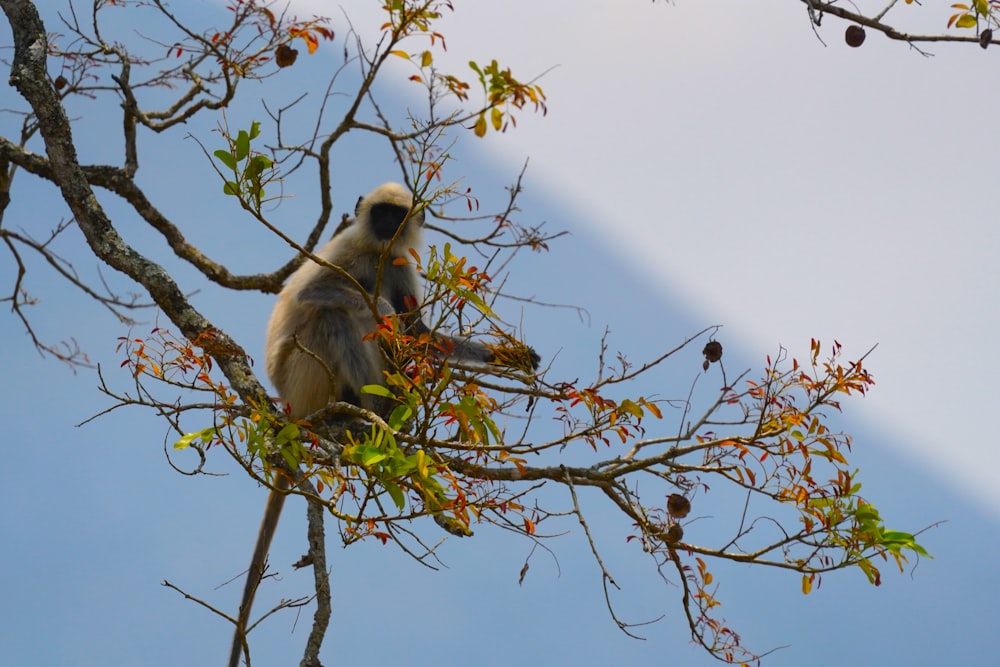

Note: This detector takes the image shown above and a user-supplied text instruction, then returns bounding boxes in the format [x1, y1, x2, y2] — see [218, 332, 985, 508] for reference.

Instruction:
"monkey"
[228, 182, 538, 667]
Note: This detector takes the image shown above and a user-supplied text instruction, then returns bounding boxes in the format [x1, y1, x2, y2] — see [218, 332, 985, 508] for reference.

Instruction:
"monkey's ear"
[355, 195, 364, 217]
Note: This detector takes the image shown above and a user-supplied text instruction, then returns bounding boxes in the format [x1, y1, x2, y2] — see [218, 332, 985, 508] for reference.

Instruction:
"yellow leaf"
[639, 398, 663, 419]
[802, 574, 813, 595]
[390, 49, 410, 59]
[473, 114, 487, 137]
[491, 107, 503, 131]
[421, 50, 433, 67]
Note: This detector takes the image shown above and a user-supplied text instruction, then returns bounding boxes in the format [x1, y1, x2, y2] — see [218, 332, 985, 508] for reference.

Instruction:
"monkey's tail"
[228, 480, 288, 667]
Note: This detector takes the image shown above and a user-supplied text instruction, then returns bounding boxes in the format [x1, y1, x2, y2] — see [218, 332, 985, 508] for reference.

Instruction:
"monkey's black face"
[368, 202, 412, 241]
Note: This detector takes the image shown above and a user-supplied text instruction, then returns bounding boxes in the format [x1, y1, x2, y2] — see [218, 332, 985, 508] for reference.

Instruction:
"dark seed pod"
[54, 74, 68, 91]
[664, 523, 684, 544]
[667, 493, 691, 519]
[275, 43, 298, 68]
[845, 25, 866, 48]
[980, 29, 993, 50]
[703, 340, 723, 364]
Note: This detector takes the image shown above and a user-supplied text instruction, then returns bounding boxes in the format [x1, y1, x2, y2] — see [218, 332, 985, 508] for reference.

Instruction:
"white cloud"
[291, 0, 1000, 511]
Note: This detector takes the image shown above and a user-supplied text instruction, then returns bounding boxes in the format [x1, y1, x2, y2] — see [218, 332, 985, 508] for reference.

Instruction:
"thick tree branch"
[1, 0, 268, 407]
[0, 137, 304, 292]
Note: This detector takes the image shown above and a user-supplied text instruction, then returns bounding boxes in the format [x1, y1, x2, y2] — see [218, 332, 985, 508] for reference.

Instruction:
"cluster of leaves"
[329, 244, 542, 542]
[212, 120, 276, 211]
[467, 59, 547, 137]
[126, 253, 927, 663]
[948, 0, 1000, 30]
[202, 1, 334, 76]
[382, 0, 546, 137]
[675, 342, 926, 630]
[587, 340, 928, 663]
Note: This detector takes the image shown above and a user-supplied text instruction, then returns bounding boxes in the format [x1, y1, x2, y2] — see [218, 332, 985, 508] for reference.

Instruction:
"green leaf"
[956, 13, 978, 28]
[235, 130, 250, 161]
[356, 445, 387, 467]
[880, 530, 914, 542]
[390, 453, 418, 477]
[223, 181, 239, 196]
[248, 155, 272, 180]
[878, 530, 931, 557]
[280, 446, 300, 468]
[174, 428, 213, 450]
[384, 481, 406, 510]
[619, 399, 643, 419]
[249, 120, 262, 140]
[483, 415, 502, 445]
[362, 384, 395, 398]
[387, 404, 413, 430]
[275, 423, 300, 445]
[213, 149, 237, 172]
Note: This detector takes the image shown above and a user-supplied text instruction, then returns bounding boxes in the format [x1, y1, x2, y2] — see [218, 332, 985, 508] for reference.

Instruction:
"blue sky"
[1, 2, 997, 666]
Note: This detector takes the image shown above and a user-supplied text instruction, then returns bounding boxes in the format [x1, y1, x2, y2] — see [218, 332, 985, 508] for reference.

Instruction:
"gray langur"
[228, 182, 538, 667]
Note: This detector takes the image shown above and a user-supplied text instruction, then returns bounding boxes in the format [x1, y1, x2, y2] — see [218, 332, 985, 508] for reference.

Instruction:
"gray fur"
[265, 182, 412, 417]
[263, 181, 495, 419]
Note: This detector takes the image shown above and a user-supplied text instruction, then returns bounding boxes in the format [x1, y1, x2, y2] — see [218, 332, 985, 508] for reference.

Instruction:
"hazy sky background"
[1, 2, 997, 666]
[398, 0, 1000, 511]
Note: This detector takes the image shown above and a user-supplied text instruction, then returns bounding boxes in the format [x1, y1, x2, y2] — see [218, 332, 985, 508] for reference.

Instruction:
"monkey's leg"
[228, 480, 287, 667]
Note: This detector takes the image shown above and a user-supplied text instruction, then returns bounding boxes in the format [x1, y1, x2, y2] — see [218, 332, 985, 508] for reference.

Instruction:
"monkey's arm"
[388, 287, 540, 372]
[297, 280, 390, 317]
[408, 313, 540, 372]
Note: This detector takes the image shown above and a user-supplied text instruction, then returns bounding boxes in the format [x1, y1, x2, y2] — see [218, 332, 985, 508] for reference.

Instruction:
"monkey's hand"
[488, 341, 541, 373]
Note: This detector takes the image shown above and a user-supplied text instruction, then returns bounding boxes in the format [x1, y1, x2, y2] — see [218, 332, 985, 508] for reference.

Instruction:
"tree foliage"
[0, 1, 955, 664]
